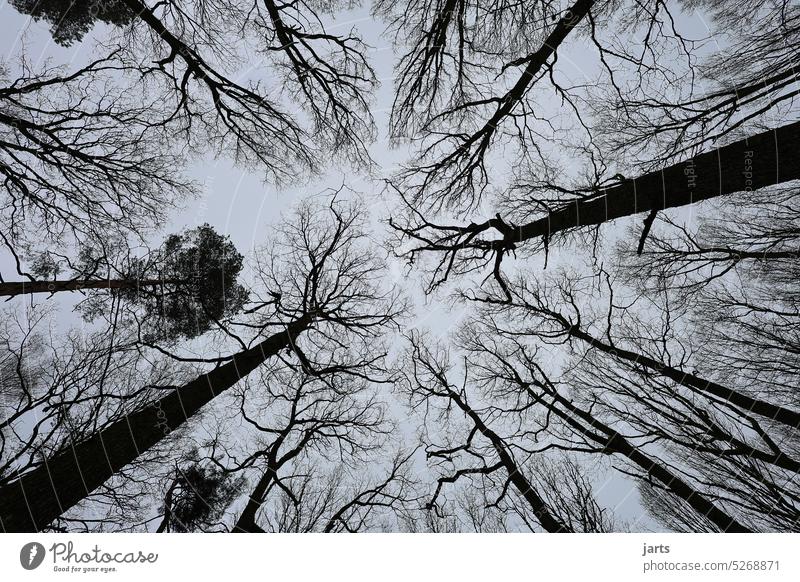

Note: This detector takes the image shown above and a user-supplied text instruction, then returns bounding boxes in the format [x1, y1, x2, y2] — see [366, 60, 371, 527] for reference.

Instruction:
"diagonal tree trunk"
[510, 301, 800, 430]
[233, 468, 275, 533]
[445, 388, 571, 533]
[469, 0, 595, 148]
[567, 322, 800, 430]
[232, 429, 300, 533]
[506, 120, 800, 245]
[451, 120, 800, 251]
[525, 382, 752, 532]
[0, 316, 311, 533]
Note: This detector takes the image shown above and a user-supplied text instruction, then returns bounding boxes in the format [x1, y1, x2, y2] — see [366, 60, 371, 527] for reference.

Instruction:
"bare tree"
[379, 0, 799, 208]
[228, 367, 393, 532]
[0, 196, 402, 532]
[592, 1, 800, 161]
[466, 328, 753, 531]
[380, 0, 799, 292]
[402, 332, 626, 532]
[466, 273, 800, 430]
[617, 187, 800, 408]
[9, 0, 378, 172]
[219, 365, 416, 532]
[3, 0, 798, 536]
[391, 121, 800, 292]
[0, 303, 195, 530]
[3, 0, 378, 280]
[377, 0, 597, 210]
[450, 262, 799, 530]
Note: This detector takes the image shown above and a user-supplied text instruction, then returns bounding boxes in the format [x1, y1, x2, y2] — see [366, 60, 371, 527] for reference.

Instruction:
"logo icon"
[20, 542, 46, 570]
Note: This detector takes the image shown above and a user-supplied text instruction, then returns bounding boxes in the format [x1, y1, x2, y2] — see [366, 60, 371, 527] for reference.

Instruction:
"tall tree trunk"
[498, 120, 800, 246]
[527, 384, 752, 532]
[0, 316, 311, 533]
[232, 469, 275, 533]
[446, 388, 571, 533]
[0, 279, 176, 297]
[476, 0, 594, 139]
[567, 324, 800, 430]
[233, 423, 310, 532]
[517, 303, 800, 429]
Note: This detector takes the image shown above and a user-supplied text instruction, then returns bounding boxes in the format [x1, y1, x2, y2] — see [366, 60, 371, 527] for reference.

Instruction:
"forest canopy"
[0, 0, 798, 533]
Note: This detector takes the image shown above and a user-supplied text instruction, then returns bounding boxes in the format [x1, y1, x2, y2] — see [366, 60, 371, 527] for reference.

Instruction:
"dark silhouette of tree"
[378, 0, 799, 209]
[0, 314, 305, 532]
[241, 458, 416, 533]
[9, 0, 378, 175]
[618, 190, 800, 296]
[0, 54, 192, 272]
[391, 121, 800, 292]
[565, 351, 800, 531]
[403, 333, 620, 533]
[0, 197, 402, 532]
[381, 0, 799, 294]
[10, 0, 135, 45]
[377, 0, 597, 210]
[440, 322, 753, 531]
[3, 0, 798, 536]
[228, 368, 394, 533]
[450, 260, 798, 530]
[2, 0, 377, 280]
[156, 459, 243, 533]
[380, 10, 800, 539]
[592, 1, 800, 161]
[616, 187, 800, 409]
[1, 225, 248, 341]
[466, 275, 800, 430]
[314, 454, 417, 533]
[224, 368, 416, 533]
[0, 305, 185, 514]
[254, 0, 377, 166]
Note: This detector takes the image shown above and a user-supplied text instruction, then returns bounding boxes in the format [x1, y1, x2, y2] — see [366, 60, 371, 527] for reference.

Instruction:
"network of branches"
[0, 0, 798, 533]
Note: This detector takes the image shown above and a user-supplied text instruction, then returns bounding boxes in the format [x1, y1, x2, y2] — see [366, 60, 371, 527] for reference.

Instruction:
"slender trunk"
[684, 248, 800, 260]
[155, 479, 178, 533]
[608, 435, 751, 533]
[0, 279, 177, 297]
[482, 0, 594, 134]
[532, 386, 752, 532]
[567, 325, 800, 430]
[447, 389, 571, 533]
[0, 316, 311, 533]
[233, 427, 309, 532]
[232, 469, 275, 533]
[526, 303, 800, 428]
[505, 120, 800, 245]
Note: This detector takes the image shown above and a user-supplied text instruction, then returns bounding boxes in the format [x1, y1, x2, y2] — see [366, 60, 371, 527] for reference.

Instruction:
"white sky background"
[0, 0, 742, 531]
